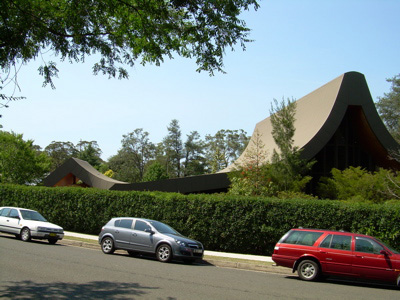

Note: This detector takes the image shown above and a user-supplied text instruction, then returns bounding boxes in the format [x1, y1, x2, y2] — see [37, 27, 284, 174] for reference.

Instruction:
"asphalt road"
[0, 235, 398, 299]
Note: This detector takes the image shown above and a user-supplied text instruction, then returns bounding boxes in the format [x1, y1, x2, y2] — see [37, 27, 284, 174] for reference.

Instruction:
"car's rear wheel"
[156, 244, 172, 262]
[101, 237, 115, 254]
[20, 227, 31, 242]
[298, 260, 320, 281]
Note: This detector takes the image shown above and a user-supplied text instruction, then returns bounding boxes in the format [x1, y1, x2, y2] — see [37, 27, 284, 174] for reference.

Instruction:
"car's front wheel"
[101, 237, 115, 254]
[298, 260, 320, 281]
[48, 238, 58, 245]
[20, 227, 31, 242]
[156, 244, 172, 262]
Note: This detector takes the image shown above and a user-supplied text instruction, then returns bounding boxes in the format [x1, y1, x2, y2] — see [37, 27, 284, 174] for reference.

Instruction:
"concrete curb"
[59, 237, 292, 276]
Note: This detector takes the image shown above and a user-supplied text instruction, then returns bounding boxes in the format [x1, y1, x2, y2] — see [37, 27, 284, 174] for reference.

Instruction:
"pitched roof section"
[43, 157, 128, 189]
[222, 71, 400, 172]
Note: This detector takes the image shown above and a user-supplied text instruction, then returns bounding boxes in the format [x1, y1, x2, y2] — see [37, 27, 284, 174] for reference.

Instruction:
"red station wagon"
[272, 228, 400, 286]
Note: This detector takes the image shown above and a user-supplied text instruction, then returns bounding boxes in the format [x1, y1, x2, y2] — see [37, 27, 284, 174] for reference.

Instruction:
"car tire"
[298, 260, 320, 281]
[48, 238, 58, 245]
[101, 237, 115, 254]
[156, 244, 172, 262]
[397, 274, 400, 288]
[20, 227, 31, 242]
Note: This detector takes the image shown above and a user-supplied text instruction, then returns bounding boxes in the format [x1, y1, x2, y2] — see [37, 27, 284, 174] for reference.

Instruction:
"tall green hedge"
[1, 184, 399, 255]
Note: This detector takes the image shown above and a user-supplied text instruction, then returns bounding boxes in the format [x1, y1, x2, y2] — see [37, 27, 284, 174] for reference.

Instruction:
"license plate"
[49, 233, 57, 237]
[193, 249, 203, 254]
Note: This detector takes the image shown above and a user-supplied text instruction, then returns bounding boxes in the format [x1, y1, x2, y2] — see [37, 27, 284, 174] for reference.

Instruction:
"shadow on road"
[0, 280, 162, 299]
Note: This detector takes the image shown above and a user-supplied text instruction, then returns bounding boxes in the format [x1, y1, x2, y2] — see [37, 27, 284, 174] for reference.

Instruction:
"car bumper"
[31, 230, 64, 240]
[173, 245, 204, 260]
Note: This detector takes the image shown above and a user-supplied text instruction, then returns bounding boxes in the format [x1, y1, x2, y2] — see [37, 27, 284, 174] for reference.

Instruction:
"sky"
[2, 0, 400, 161]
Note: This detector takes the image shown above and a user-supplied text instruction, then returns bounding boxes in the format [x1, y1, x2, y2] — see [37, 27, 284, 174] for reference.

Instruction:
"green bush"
[1, 184, 399, 255]
[317, 167, 400, 202]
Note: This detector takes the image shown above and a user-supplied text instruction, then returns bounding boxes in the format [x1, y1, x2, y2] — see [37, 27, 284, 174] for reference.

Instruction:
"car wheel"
[298, 260, 320, 281]
[20, 227, 31, 242]
[101, 237, 115, 254]
[156, 244, 172, 262]
[397, 274, 400, 287]
[48, 238, 58, 245]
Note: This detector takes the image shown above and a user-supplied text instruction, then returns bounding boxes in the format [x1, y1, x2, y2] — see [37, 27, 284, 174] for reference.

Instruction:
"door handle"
[132, 233, 137, 237]
[319, 250, 327, 254]
[355, 255, 364, 258]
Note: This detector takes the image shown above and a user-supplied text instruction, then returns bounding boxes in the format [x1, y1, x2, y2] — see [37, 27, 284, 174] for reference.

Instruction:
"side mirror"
[380, 250, 389, 256]
[145, 228, 155, 234]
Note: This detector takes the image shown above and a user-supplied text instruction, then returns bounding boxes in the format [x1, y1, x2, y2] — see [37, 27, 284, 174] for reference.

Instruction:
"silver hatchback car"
[98, 217, 204, 263]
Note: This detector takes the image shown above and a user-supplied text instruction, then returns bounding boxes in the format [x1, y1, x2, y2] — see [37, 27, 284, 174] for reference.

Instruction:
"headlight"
[175, 240, 187, 247]
[37, 226, 46, 232]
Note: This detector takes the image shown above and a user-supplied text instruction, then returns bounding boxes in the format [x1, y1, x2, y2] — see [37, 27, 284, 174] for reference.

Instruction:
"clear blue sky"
[2, 0, 399, 160]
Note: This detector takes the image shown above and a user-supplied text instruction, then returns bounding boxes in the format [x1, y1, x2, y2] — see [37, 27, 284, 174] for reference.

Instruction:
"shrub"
[1, 184, 399, 255]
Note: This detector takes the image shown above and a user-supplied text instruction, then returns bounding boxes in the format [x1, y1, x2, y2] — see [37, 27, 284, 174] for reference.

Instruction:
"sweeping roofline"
[43, 157, 128, 189]
[222, 71, 400, 172]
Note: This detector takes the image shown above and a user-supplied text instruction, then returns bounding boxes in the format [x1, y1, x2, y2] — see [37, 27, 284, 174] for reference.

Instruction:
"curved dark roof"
[43, 72, 399, 193]
[222, 71, 400, 172]
[43, 157, 128, 189]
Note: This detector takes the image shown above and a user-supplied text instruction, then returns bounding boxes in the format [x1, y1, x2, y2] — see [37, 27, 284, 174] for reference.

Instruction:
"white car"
[0, 206, 64, 244]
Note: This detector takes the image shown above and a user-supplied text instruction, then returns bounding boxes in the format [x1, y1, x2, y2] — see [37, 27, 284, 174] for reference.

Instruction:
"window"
[0, 208, 10, 217]
[115, 219, 133, 229]
[281, 231, 323, 246]
[355, 237, 384, 254]
[9, 209, 19, 219]
[134, 220, 151, 232]
[320, 234, 351, 251]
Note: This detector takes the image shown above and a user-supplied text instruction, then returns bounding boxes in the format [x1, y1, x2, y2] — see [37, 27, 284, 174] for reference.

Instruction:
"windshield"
[20, 210, 47, 222]
[149, 221, 180, 235]
[375, 238, 399, 254]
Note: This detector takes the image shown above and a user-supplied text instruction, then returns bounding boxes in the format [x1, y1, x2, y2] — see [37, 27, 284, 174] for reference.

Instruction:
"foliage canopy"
[1, 0, 259, 90]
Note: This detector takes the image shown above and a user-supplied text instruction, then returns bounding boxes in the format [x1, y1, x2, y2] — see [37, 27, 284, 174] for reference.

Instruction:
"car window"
[355, 237, 384, 254]
[115, 219, 133, 229]
[0, 208, 10, 217]
[280, 230, 323, 246]
[20, 210, 47, 222]
[149, 221, 179, 235]
[8, 209, 20, 218]
[320, 234, 351, 251]
[134, 220, 151, 232]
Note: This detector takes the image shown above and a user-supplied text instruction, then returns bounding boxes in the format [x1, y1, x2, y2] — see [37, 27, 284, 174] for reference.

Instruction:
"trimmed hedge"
[1, 184, 399, 255]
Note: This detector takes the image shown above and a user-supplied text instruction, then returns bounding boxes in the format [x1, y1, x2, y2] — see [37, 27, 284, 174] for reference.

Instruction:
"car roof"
[111, 217, 156, 222]
[290, 228, 373, 239]
[0, 206, 36, 212]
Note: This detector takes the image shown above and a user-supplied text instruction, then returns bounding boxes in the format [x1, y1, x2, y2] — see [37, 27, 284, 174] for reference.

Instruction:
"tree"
[228, 130, 274, 196]
[76, 140, 103, 169]
[376, 74, 400, 144]
[1, 0, 259, 95]
[143, 161, 168, 182]
[182, 131, 206, 176]
[0, 130, 51, 184]
[44, 141, 77, 171]
[119, 128, 155, 181]
[163, 119, 183, 178]
[268, 97, 314, 193]
[205, 129, 249, 173]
